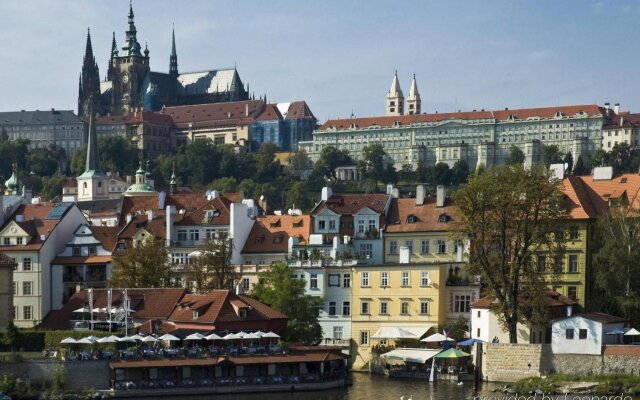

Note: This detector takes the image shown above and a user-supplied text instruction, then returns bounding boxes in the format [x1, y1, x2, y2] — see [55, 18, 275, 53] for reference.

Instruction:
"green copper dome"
[125, 182, 154, 193]
[4, 171, 20, 191]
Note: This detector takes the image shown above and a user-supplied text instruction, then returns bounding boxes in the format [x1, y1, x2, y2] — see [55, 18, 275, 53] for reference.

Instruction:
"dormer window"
[238, 309, 247, 319]
[438, 213, 449, 223]
[406, 214, 418, 224]
[192, 310, 199, 320]
[273, 235, 283, 244]
[270, 220, 281, 228]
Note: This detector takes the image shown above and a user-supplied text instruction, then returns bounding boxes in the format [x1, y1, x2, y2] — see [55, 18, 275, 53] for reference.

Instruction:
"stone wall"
[0, 360, 111, 390]
[481, 343, 640, 382]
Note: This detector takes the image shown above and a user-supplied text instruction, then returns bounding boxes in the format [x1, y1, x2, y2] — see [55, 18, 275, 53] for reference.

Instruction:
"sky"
[1, 0, 639, 122]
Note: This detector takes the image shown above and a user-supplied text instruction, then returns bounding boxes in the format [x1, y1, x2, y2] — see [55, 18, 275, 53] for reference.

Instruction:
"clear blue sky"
[1, 0, 638, 121]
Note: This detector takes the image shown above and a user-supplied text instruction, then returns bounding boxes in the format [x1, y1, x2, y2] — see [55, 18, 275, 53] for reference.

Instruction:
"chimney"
[604, 102, 610, 117]
[126, 213, 133, 224]
[566, 305, 573, 317]
[15, 215, 24, 222]
[416, 185, 425, 206]
[321, 186, 333, 201]
[399, 247, 410, 264]
[146, 210, 154, 221]
[614, 103, 620, 116]
[166, 205, 176, 247]
[158, 191, 167, 210]
[245, 103, 249, 117]
[436, 185, 445, 208]
[386, 184, 394, 195]
[236, 283, 244, 295]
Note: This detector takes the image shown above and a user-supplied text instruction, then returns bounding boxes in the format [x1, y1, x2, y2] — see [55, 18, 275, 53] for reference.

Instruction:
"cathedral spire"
[386, 70, 404, 116]
[406, 74, 421, 115]
[169, 24, 178, 78]
[79, 28, 100, 118]
[122, 1, 142, 57]
[84, 28, 95, 64]
[111, 32, 119, 57]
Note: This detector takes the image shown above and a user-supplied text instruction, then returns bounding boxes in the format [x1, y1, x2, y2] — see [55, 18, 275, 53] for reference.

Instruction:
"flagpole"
[88, 288, 94, 331]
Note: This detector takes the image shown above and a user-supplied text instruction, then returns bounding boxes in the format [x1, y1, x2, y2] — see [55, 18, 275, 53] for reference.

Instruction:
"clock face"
[122, 73, 129, 83]
[10, 227, 17, 233]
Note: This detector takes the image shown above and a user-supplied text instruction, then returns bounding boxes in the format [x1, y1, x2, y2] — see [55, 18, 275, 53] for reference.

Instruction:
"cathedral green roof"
[4, 172, 20, 190]
[125, 182, 154, 194]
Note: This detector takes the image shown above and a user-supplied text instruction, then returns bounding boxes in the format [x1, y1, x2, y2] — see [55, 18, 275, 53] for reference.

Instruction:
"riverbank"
[506, 374, 640, 396]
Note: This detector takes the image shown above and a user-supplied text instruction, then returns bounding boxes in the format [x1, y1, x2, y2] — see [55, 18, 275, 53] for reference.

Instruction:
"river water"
[127, 373, 504, 400]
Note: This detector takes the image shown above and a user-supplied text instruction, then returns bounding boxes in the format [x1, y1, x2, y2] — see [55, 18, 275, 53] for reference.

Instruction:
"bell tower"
[386, 71, 404, 116]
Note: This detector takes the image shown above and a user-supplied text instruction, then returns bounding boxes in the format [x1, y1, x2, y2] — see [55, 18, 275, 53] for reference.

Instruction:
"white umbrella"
[60, 337, 77, 344]
[141, 336, 159, 343]
[188, 250, 203, 258]
[77, 337, 96, 344]
[205, 333, 223, 341]
[85, 335, 100, 341]
[606, 329, 626, 335]
[159, 334, 181, 341]
[243, 333, 261, 340]
[223, 333, 239, 340]
[118, 336, 137, 343]
[97, 336, 119, 344]
[185, 332, 206, 341]
[262, 332, 280, 338]
[236, 331, 248, 338]
[91, 307, 108, 313]
[129, 334, 145, 341]
[421, 333, 456, 342]
[254, 331, 265, 337]
[624, 328, 640, 336]
[73, 306, 91, 313]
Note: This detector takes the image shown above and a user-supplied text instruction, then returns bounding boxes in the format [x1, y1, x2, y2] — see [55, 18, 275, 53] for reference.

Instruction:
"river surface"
[125, 373, 505, 400]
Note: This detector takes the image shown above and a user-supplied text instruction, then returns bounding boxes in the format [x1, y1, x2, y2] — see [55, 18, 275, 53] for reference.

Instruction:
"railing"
[287, 259, 360, 268]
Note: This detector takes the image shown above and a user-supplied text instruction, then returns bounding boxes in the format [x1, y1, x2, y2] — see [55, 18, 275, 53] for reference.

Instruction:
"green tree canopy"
[183, 239, 238, 293]
[542, 145, 563, 167]
[451, 159, 470, 186]
[453, 165, 567, 343]
[109, 238, 177, 288]
[313, 146, 353, 180]
[357, 144, 386, 183]
[250, 262, 323, 344]
[506, 146, 525, 166]
[26, 144, 65, 176]
[41, 172, 66, 201]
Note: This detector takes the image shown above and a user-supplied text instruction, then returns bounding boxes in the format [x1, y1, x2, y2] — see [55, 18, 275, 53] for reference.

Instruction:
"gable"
[0, 221, 30, 238]
[315, 208, 339, 218]
[354, 207, 379, 217]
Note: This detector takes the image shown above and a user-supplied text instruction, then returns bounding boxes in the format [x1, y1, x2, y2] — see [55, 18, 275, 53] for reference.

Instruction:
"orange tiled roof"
[313, 193, 390, 215]
[242, 215, 311, 254]
[285, 101, 316, 120]
[51, 256, 112, 264]
[90, 226, 120, 252]
[162, 100, 265, 129]
[559, 173, 640, 219]
[471, 290, 576, 309]
[385, 197, 461, 233]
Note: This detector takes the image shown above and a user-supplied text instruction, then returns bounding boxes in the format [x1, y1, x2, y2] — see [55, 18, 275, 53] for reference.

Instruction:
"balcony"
[287, 259, 360, 268]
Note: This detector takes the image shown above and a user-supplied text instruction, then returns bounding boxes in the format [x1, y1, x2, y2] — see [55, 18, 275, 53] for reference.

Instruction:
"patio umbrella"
[77, 337, 96, 344]
[185, 332, 206, 341]
[60, 337, 77, 344]
[223, 333, 240, 340]
[243, 332, 261, 347]
[263, 331, 280, 346]
[159, 333, 181, 342]
[606, 328, 626, 335]
[73, 306, 91, 313]
[205, 333, 223, 341]
[118, 336, 137, 343]
[254, 331, 265, 337]
[421, 333, 456, 342]
[457, 338, 484, 346]
[624, 328, 640, 336]
[129, 334, 145, 341]
[141, 336, 159, 343]
[435, 348, 471, 358]
[236, 331, 248, 338]
[97, 336, 119, 344]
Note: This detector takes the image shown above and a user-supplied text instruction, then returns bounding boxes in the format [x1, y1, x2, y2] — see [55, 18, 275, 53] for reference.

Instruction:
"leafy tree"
[542, 145, 563, 167]
[109, 238, 176, 288]
[313, 146, 352, 180]
[357, 144, 386, 182]
[452, 165, 567, 343]
[250, 262, 324, 344]
[608, 143, 640, 174]
[0, 323, 20, 351]
[69, 149, 85, 177]
[382, 163, 398, 184]
[573, 155, 587, 176]
[0, 139, 29, 180]
[69, 136, 137, 177]
[256, 142, 281, 181]
[451, 159, 470, 186]
[184, 239, 238, 293]
[398, 164, 415, 182]
[285, 150, 311, 180]
[505, 146, 525, 166]
[563, 152, 574, 175]
[209, 177, 238, 193]
[591, 202, 640, 327]
[27, 144, 65, 176]
[432, 162, 452, 186]
[286, 181, 314, 211]
[583, 149, 607, 173]
[41, 173, 67, 201]
[0, 127, 8, 142]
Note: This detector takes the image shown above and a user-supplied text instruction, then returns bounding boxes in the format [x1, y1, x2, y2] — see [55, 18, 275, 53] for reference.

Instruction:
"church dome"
[4, 170, 20, 191]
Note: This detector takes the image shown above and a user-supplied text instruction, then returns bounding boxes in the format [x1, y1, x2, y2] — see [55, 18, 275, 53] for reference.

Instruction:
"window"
[568, 286, 577, 300]
[12, 306, 17, 320]
[72, 246, 81, 256]
[357, 220, 365, 233]
[310, 273, 318, 289]
[342, 301, 351, 316]
[22, 281, 32, 296]
[13, 282, 17, 296]
[437, 240, 447, 254]
[88, 246, 97, 256]
[405, 240, 413, 254]
[238, 309, 247, 318]
[23, 306, 32, 320]
[177, 230, 187, 241]
[3, 238, 9, 245]
[568, 255, 578, 273]
[328, 301, 336, 316]
[361, 301, 370, 315]
[189, 230, 200, 242]
[454, 295, 471, 313]
[333, 326, 343, 340]
[401, 271, 410, 286]
[242, 278, 250, 291]
[569, 226, 579, 240]
[477, 310, 481, 318]
[380, 301, 388, 315]
[421, 272, 431, 286]
[380, 272, 389, 287]
[565, 329, 574, 340]
[16, 237, 23, 245]
[389, 240, 398, 255]
[360, 331, 369, 345]
[22, 258, 31, 271]
[401, 301, 409, 315]
[328, 274, 340, 287]
[359, 243, 373, 258]
[579, 329, 587, 340]
[329, 219, 336, 230]
[192, 310, 199, 320]
[421, 240, 429, 254]
[537, 255, 546, 273]
[420, 300, 429, 315]
[361, 272, 370, 287]
[343, 274, 351, 288]
[554, 256, 563, 273]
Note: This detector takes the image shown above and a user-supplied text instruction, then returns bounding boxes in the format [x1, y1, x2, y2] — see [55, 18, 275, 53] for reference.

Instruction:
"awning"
[380, 348, 441, 364]
[371, 326, 432, 340]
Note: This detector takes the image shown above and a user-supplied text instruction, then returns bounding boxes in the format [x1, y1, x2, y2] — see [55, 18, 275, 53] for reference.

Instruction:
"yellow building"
[0, 253, 16, 329]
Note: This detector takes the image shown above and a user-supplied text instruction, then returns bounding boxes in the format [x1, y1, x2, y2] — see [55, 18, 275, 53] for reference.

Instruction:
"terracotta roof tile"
[571, 312, 627, 324]
[242, 215, 311, 254]
[162, 100, 264, 129]
[471, 290, 576, 309]
[284, 101, 316, 120]
[385, 197, 461, 233]
[90, 226, 120, 252]
[313, 193, 390, 216]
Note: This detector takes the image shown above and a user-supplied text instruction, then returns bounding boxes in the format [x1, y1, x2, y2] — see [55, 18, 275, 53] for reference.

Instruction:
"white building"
[551, 312, 627, 355]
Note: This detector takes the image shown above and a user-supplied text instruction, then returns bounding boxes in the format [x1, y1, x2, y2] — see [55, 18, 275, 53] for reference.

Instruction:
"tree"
[591, 202, 640, 327]
[286, 181, 314, 211]
[563, 152, 574, 175]
[451, 159, 470, 186]
[0, 127, 8, 142]
[41, 173, 67, 201]
[452, 165, 567, 343]
[0, 323, 20, 352]
[109, 238, 176, 288]
[285, 150, 311, 180]
[608, 143, 640, 174]
[250, 262, 324, 344]
[432, 162, 452, 186]
[69, 136, 138, 177]
[256, 142, 281, 181]
[573, 155, 587, 176]
[357, 144, 386, 182]
[313, 146, 352, 180]
[542, 145, 563, 167]
[505, 146, 525, 166]
[398, 164, 415, 182]
[209, 177, 238, 193]
[184, 239, 238, 293]
[27, 144, 65, 176]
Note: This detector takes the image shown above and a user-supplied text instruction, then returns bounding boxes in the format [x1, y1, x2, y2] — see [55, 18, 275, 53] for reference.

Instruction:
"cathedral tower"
[169, 26, 178, 79]
[386, 71, 404, 116]
[406, 74, 421, 115]
[78, 29, 101, 119]
[77, 103, 108, 202]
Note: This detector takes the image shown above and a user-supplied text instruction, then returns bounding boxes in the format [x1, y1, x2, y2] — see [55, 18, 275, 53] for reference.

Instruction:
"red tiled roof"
[174, 196, 231, 227]
[90, 226, 120, 252]
[319, 104, 603, 130]
[471, 290, 576, 309]
[559, 174, 640, 219]
[575, 312, 627, 324]
[118, 214, 166, 240]
[255, 104, 282, 121]
[385, 197, 461, 233]
[313, 193, 390, 215]
[285, 101, 316, 120]
[63, 178, 77, 188]
[242, 215, 311, 254]
[0, 203, 69, 249]
[95, 111, 173, 126]
[162, 100, 265, 129]
[0, 252, 16, 266]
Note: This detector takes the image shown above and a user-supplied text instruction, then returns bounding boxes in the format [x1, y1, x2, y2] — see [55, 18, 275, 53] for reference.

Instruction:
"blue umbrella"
[458, 338, 484, 346]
